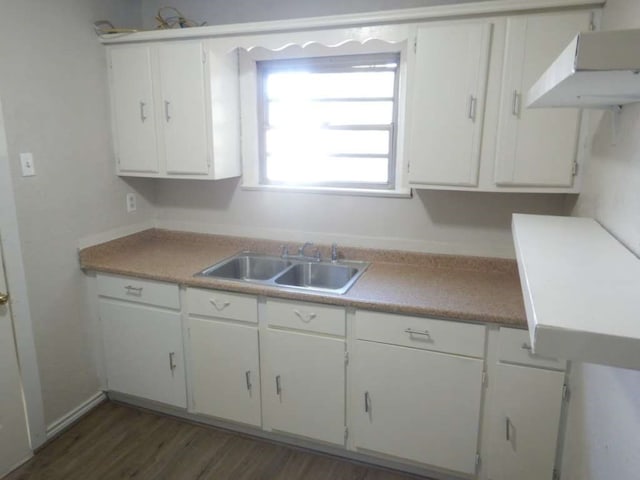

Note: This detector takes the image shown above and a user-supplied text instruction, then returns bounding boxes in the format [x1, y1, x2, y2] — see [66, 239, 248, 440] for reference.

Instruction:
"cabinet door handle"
[124, 285, 143, 296]
[169, 352, 176, 372]
[294, 310, 317, 323]
[521, 342, 532, 351]
[209, 299, 231, 311]
[0, 292, 8, 305]
[404, 327, 431, 338]
[245, 370, 252, 391]
[468, 95, 477, 121]
[164, 100, 171, 122]
[364, 391, 371, 413]
[275, 375, 282, 395]
[139, 101, 147, 122]
[511, 90, 521, 117]
[506, 416, 512, 441]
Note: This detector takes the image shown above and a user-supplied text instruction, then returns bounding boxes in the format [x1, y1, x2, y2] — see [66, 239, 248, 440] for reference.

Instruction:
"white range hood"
[527, 29, 640, 108]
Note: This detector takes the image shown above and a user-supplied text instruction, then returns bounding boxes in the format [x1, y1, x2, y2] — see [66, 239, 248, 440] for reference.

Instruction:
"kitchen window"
[256, 53, 401, 192]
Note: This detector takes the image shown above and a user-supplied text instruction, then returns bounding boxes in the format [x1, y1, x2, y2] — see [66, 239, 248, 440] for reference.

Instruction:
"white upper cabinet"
[494, 11, 591, 187]
[108, 40, 241, 179]
[408, 21, 492, 187]
[109, 46, 159, 174]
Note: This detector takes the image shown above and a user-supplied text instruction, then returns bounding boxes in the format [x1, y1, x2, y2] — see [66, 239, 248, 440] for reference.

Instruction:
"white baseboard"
[46, 391, 106, 441]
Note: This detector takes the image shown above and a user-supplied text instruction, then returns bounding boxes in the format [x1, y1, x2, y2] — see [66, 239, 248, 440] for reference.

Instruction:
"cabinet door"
[99, 299, 186, 408]
[494, 12, 590, 187]
[262, 329, 345, 445]
[353, 340, 484, 475]
[158, 42, 210, 175]
[188, 318, 261, 426]
[408, 22, 492, 187]
[109, 46, 159, 173]
[490, 364, 565, 480]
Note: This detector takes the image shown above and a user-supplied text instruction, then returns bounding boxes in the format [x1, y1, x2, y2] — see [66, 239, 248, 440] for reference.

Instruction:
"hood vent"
[527, 29, 640, 108]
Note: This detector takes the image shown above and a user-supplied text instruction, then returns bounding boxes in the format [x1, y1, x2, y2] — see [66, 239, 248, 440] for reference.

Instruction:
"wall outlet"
[20, 152, 36, 176]
[126, 193, 136, 213]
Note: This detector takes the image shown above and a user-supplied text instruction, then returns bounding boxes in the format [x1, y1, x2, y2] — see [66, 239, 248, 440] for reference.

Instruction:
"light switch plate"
[20, 152, 36, 176]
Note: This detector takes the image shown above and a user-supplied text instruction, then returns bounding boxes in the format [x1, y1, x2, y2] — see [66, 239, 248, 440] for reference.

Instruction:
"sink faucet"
[331, 243, 338, 262]
[299, 242, 314, 258]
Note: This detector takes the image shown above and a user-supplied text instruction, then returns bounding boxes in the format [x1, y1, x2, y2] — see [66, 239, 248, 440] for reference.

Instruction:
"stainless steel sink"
[195, 252, 368, 295]
[274, 262, 360, 294]
[198, 254, 291, 281]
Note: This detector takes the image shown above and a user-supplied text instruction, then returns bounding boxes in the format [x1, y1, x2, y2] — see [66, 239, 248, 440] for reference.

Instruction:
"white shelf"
[527, 29, 640, 108]
[512, 214, 640, 370]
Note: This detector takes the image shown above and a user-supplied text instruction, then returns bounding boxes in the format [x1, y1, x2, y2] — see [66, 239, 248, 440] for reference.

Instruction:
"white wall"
[0, 1, 153, 427]
[561, 1, 640, 478]
[140, 0, 489, 29]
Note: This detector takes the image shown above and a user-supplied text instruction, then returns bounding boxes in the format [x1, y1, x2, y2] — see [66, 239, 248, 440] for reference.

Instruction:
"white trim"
[0, 98, 46, 449]
[45, 392, 106, 441]
[1, 454, 33, 479]
[77, 220, 155, 250]
[240, 184, 412, 198]
[100, 0, 603, 44]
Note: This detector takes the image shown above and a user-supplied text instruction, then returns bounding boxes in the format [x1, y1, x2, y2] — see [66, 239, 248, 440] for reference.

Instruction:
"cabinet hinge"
[553, 467, 561, 480]
[344, 426, 349, 440]
[344, 351, 349, 365]
[589, 11, 596, 31]
[413, 38, 418, 54]
[572, 161, 579, 176]
[475, 453, 481, 467]
[482, 371, 488, 387]
[202, 50, 207, 64]
[562, 384, 570, 402]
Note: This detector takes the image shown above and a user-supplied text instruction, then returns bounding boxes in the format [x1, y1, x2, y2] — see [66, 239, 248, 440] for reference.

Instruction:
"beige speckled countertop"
[79, 229, 527, 327]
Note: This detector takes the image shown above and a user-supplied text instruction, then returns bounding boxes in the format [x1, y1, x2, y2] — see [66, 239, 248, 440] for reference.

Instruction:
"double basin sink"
[196, 252, 369, 295]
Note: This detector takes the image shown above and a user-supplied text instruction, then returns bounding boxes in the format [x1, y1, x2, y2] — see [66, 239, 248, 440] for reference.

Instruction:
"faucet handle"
[280, 244, 289, 258]
[331, 243, 338, 262]
[314, 248, 322, 262]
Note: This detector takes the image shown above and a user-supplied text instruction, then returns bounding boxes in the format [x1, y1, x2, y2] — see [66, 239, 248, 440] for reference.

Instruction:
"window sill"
[241, 183, 412, 198]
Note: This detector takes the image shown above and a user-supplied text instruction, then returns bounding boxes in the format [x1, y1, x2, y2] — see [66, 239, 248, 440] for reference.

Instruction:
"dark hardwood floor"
[6, 402, 430, 480]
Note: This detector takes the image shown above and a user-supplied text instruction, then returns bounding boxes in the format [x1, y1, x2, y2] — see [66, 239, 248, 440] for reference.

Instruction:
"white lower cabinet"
[488, 328, 566, 480]
[261, 299, 346, 446]
[352, 311, 486, 475]
[97, 274, 186, 408]
[187, 288, 260, 426]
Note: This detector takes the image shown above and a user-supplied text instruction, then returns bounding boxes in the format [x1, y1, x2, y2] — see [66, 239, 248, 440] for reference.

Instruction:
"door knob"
[0, 292, 8, 305]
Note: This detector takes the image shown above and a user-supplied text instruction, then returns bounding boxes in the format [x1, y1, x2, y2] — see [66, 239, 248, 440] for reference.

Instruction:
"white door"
[99, 299, 187, 408]
[0, 246, 31, 476]
[494, 11, 590, 187]
[490, 364, 565, 480]
[158, 42, 210, 175]
[262, 329, 345, 445]
[352, 340, 484, 475]
[408, 22, 492, 187]
[109, 45, 159, 174]
[189, 317, 261, 426]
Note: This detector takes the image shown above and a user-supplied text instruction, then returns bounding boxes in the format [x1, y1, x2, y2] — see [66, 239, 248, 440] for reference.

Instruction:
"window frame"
[256, 53, 401, 191]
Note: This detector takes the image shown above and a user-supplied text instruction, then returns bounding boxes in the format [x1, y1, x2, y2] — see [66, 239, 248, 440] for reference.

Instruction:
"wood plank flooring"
[6, 402, 431, 480]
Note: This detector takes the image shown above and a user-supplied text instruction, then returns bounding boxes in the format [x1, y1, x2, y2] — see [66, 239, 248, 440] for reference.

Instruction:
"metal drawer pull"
[245, 370, 252, 391]
[275, 375, 282, 395]
[169, 352, 176, 372]
[209, 299, 231, 311]
[468, 95, 477, 121]
[0, 292, 9, 305]
[125, 285, 143, 295]
[164, 100, 171, 122]
[294, 310, 317, 323]
[139, 101, 147, 122]
[506, 416, 512, 441]
[511, 90, 521, 117]
[364, 391, 371, 413]
[405, 328, 431, 338]
[521, 342, 532, 351]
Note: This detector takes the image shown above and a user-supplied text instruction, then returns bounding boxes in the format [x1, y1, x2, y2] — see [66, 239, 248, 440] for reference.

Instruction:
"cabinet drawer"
[187, 288, 257, 324]
[355, 310, 486, 358]
[498, 328, 566, 371]
[265, 299, 345, 336]
[96, 273, 179, 309]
